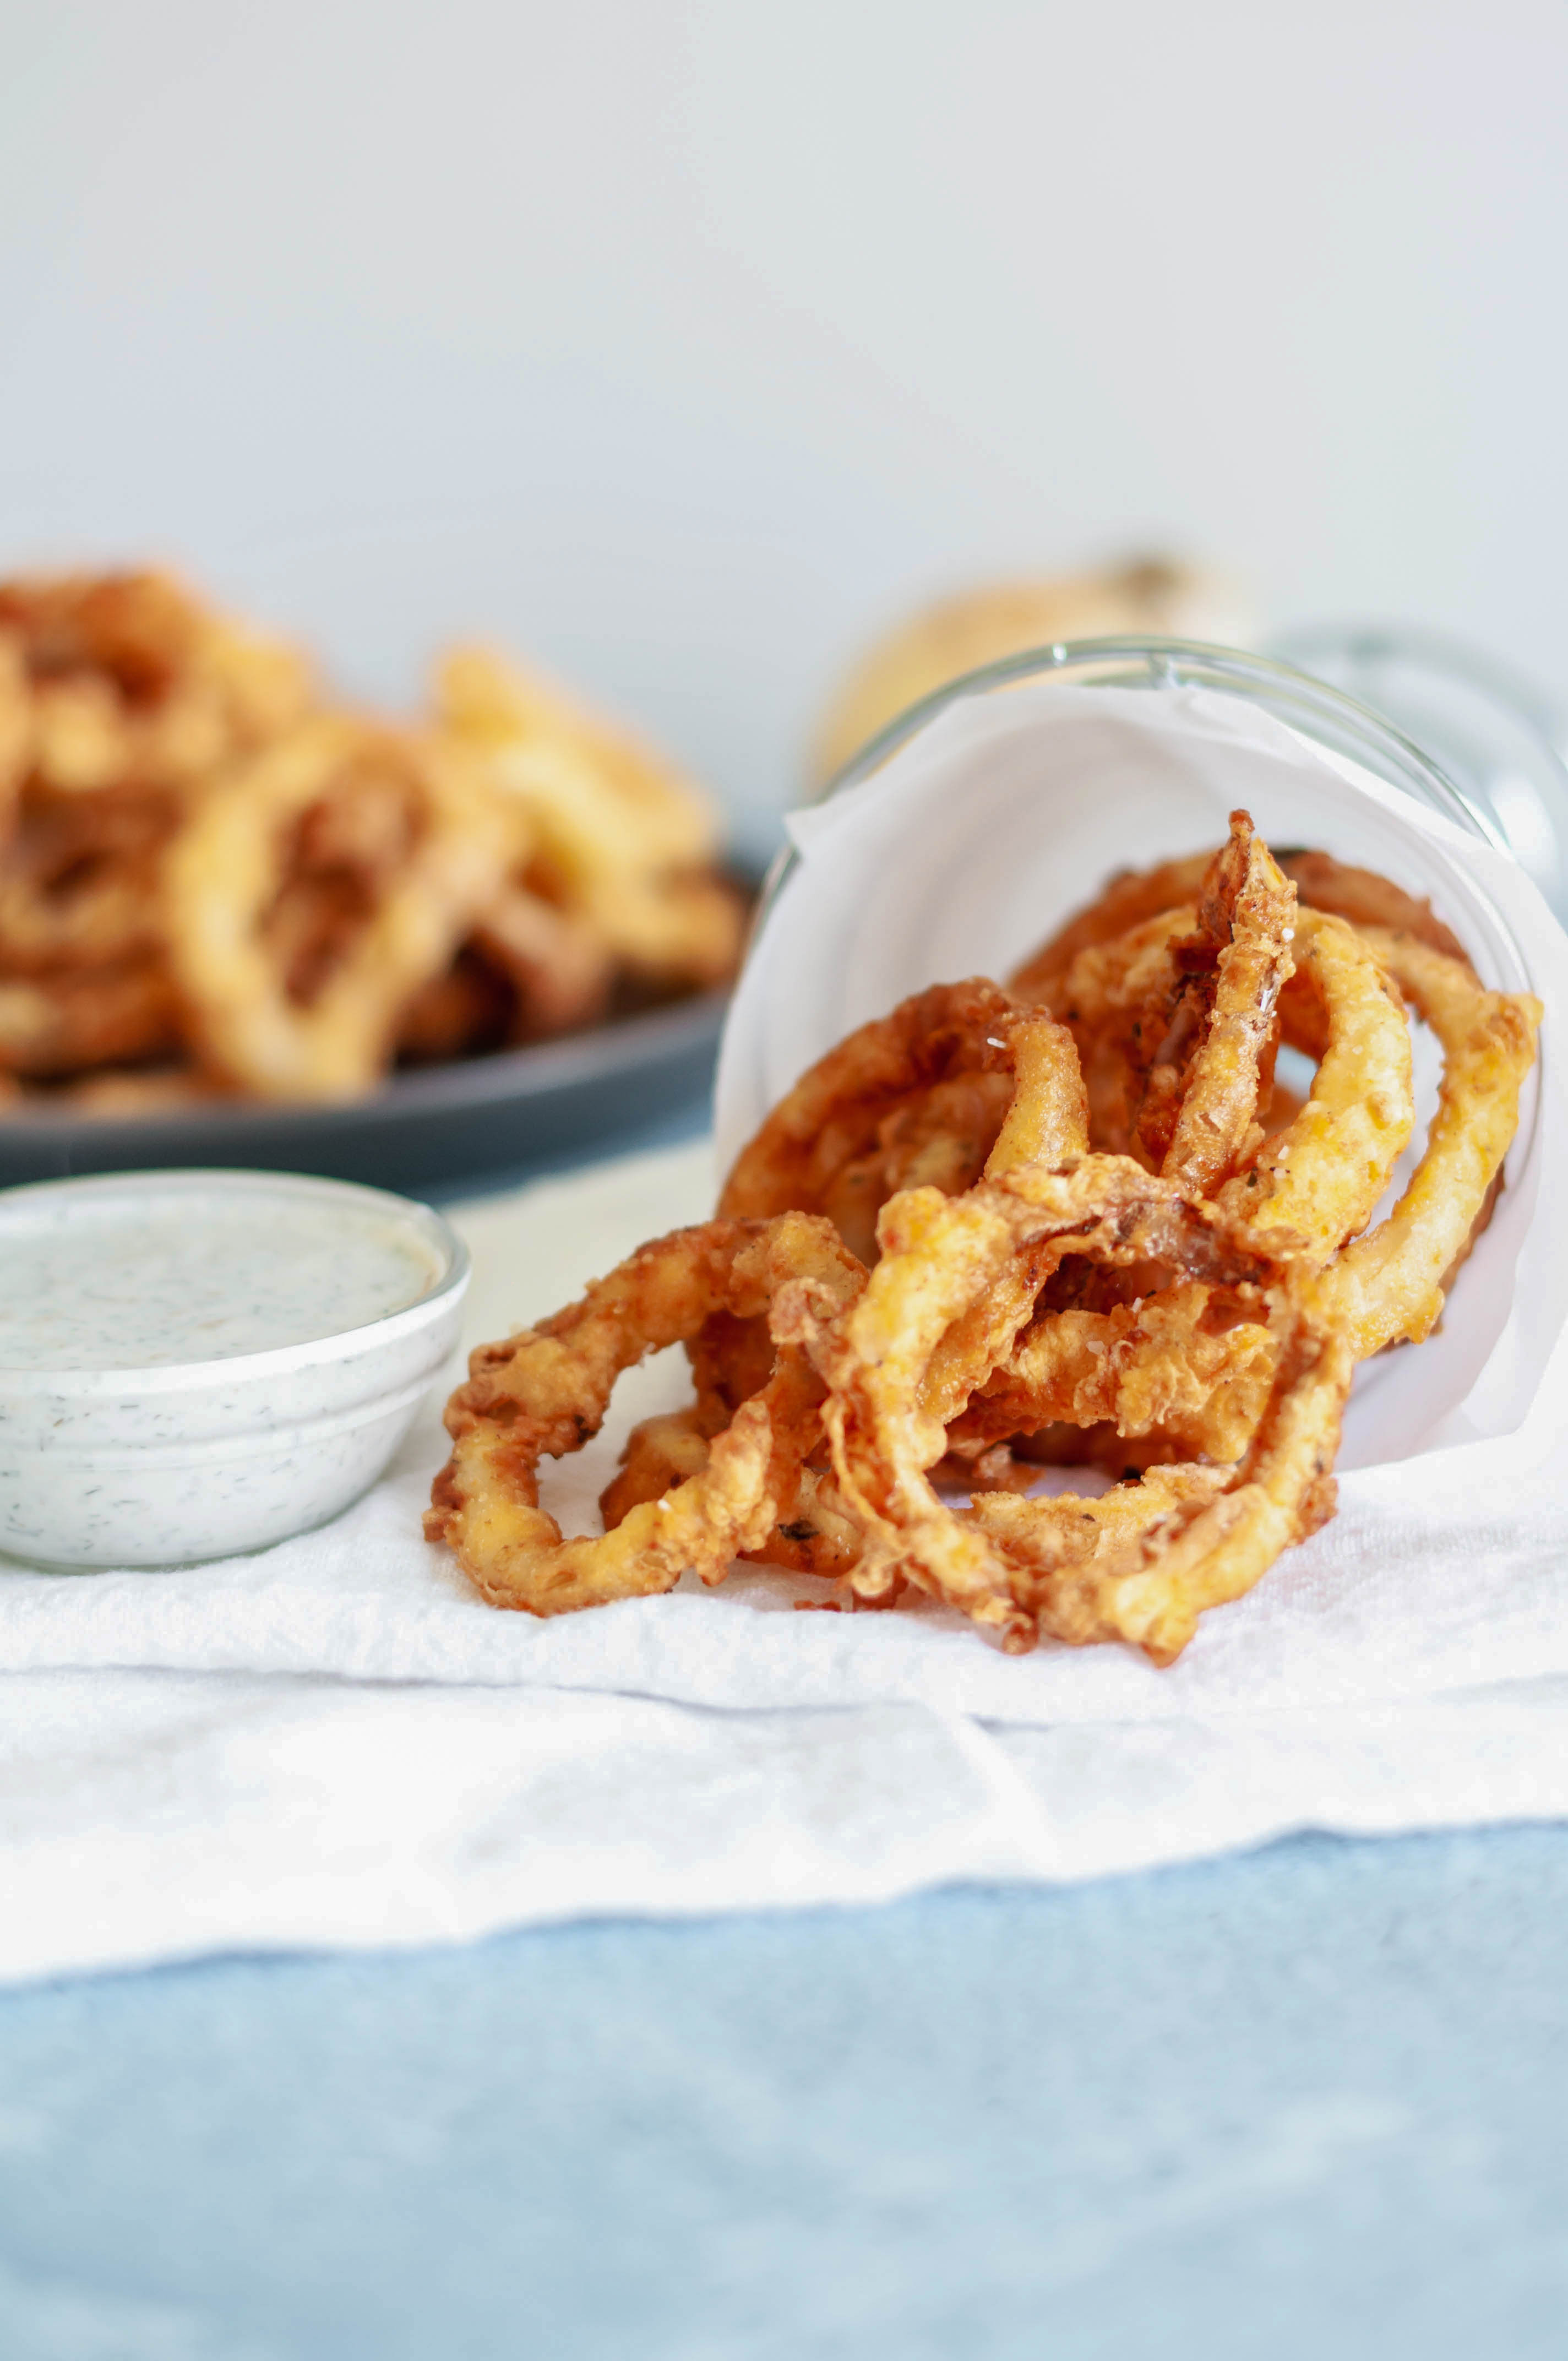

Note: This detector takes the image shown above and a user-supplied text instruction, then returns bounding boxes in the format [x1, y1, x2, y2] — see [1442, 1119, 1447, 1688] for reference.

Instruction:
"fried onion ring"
[1314, 928, 1542, 1355]
[435, 646, 744, 991]
[426, 810, 1540, 1666]
[794, 1161, 1304, 1653]
[1021, 813, 1295, 1190]
[426, 1212, 866, 1615]
[396, 885, 614, 1061]
[166, 717, 517, 1101]
[719, 980, 1088, 1238]
[0, 790, 172, 975]
[703, 983, 1088, 1435]
[1215, 909, 1415, 1254]
[598, 1403, 866, 1580]
[968, 1300, 1350, 1663]
[943, 1279, 1276, 1468]
[1276, 849, 1474, 971]
[1011, 840, 1472, 1004]
[1152, 814, 1296, 1190]
[0, 573, 316, 1082]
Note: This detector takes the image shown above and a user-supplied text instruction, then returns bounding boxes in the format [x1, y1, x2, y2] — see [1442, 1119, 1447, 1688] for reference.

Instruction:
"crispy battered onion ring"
[1152, 815, 1296, 1192]
[1277, 850, 1474, 971]
[1030, 815, 1295, 1186]
[0, 568, 312, 803]
[435, 646, 744, 991]
[794, 1160, 1317, 1656]
[968, 1303, 1350, 1664]
[0, 581, 743, 1102]
[703, 983, 1088, 1442]
[0, 791, 172, 975]
[944, 1279, 1276, 1468]
[597, 1406, 717, 1537]
[598, 1404, 867, 1579]
[396, 886, 614, 1062]
[166, 717, 516, 1101]
[719, 980, 1088, 1241]
[1050, 899, 1412, 1249]
[1215, 908, 1415, 1254]
[1316, 928, 1542, 1356]
[426, 1214, 866, 1615]
[1010, 853, 1211, 1009]
[0, 573, 315, 1092]
[1011, 841, 1473, 1003]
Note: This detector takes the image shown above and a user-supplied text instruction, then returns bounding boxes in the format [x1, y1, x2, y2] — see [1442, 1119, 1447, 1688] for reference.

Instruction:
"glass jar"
[819, 637, 1496, 840]
[750, 632, 1542, 1096]
[723, 636, 1559, 1461]
[774, 635, 1530, 954]
[1270, 622, 1568, 922]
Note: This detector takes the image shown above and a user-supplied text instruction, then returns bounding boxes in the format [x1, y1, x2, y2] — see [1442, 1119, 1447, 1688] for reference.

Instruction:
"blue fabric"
[0, 1825, 1564, 2358]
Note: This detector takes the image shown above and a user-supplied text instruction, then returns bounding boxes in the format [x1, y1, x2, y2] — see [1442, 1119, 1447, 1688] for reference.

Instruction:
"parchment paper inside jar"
[716, 682, 1568, 1471]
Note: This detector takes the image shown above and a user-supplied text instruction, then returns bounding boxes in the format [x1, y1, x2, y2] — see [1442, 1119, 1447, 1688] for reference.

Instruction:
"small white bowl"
[0, 1169, 470, 1570]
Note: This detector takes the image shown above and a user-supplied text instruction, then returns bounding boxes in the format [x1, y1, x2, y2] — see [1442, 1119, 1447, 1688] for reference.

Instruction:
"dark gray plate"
[0, 990, 727, 1195]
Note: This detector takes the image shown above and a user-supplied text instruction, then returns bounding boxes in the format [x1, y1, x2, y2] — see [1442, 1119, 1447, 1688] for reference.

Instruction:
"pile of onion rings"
[0, 569, 745, 1108]
[427, 810, 1542, 1664]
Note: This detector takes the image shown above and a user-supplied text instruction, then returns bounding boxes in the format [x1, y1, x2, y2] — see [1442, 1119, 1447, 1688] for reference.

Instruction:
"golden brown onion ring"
[794, 1161, 1299, 1653]
[944, 1280, 1275, 1468]
[0, 568, 311, 799]
[0, 791, 172, 976]
[969, 1298, 1349, 1664]
[166, 717, 516, 1101]
[1216, 908, 1415, 1256]
[1276, 850, 1474, 972]
[426, 1213, 866, 1616]
[1011, 841, 1472, 1005]
[599, 1405, 865, 1580]
[1022, 813, 1296, 1189]
[434, 647, 744, 992]
[1140, 812, 1297, 1190]
[0, 959, 181, 1077]
[1315, 928, 1542, 1356]
[720, 980, 1088, 1234]
[705, 984, 1087, 1440]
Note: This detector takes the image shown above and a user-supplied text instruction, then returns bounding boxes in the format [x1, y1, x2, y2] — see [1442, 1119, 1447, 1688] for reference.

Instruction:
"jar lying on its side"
[717, 636, 1559, 1473]
[1270, 621, 1568, 925]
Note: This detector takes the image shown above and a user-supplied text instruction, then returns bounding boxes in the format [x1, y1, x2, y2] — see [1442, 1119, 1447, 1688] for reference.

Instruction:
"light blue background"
[0, 1824, 1564, 2358]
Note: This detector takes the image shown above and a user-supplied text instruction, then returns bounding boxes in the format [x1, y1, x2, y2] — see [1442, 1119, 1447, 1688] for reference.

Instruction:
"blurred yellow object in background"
[810, 556, 1251, 788]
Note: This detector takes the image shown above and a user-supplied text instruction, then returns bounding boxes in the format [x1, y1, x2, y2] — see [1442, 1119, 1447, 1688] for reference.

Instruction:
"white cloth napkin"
[2, 1132, 1567, 1987]
[7, 1662, 1568, 1987]
[3, 1136, 1566, 1725]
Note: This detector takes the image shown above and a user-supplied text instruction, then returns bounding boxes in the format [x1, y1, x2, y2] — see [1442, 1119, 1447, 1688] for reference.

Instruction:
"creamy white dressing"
[0, 1185, 445, 1370]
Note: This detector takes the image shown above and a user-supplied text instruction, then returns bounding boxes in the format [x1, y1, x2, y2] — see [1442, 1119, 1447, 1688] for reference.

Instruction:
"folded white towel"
[1, 1138, 1566, 1987]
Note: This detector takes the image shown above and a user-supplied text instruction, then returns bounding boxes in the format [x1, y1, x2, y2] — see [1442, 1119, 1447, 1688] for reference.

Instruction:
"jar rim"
[817, 634, 1501, 845]
[748, 633, 1511, 954]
